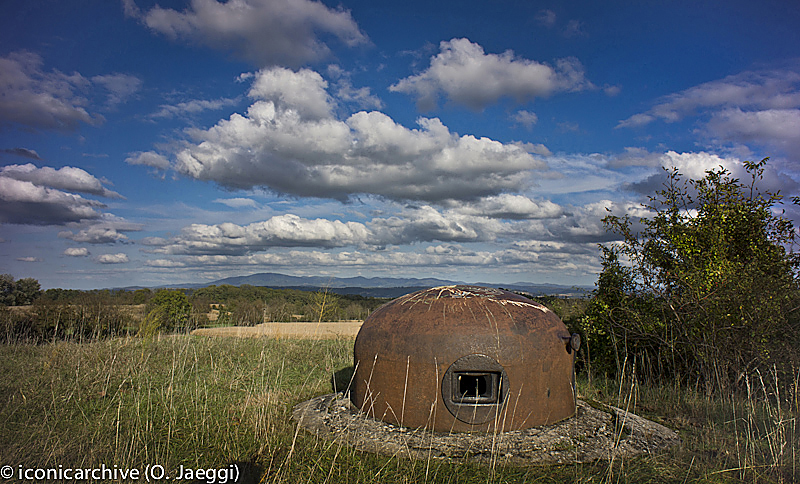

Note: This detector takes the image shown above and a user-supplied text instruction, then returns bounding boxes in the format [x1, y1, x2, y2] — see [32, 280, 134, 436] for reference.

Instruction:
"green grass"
[0, 335, 796, 483]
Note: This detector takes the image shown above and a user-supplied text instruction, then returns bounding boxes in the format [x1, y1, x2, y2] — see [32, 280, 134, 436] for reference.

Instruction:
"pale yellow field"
[190, 321, 363, 339]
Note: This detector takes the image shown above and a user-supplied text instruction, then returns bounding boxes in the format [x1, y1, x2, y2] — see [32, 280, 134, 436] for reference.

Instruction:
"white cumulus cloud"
[453, 194, 564, 220]
[171, 66, 545, 202]
[0, 176, 106, 225]
[96, 253, 129, 264]
[705, 108, 800, 158]
[626, 151, 796, 197]
[64, 247, 90, 257]
[150, 214, 372, 256]
[367, 206, 492, 245]
[0, 164, 129, 226]
[58, 226, 130, 244]
[247, 67, 333, 119]
[619, 69, 800, 127]
[0, 163, 123, 199]
[128, 0, 368, 68]
[390, 38, 593, 110]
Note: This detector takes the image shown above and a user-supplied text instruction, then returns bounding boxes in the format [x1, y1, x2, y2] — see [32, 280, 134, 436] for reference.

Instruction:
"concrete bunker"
[351, 285, 580, 432]
[293, 285, 680, 464]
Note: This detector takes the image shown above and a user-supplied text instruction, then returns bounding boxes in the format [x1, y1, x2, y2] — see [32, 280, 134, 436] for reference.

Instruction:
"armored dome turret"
[352, 285, 578, 433]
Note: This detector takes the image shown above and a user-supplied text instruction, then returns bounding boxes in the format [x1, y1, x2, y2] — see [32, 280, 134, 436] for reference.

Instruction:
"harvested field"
[191, 321, 363, 339]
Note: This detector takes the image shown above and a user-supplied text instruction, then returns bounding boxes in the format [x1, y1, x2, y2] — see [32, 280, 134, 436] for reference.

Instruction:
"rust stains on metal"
[352, 285, 576, 433]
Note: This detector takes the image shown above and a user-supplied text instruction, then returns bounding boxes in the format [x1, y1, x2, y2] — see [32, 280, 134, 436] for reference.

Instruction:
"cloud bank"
[0, 52, 140, 132]
[0, 164, 124, 225]
[163, 67, 547, 202]
[618, 68, 800, 159]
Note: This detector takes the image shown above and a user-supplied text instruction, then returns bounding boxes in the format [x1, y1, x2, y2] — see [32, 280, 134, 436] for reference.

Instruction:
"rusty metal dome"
[352, 285, 578, 433]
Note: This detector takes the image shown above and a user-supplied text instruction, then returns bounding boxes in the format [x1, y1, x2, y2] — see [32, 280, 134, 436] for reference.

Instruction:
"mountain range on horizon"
[213, 272, 459, 288]
[144, 272, 592, 298]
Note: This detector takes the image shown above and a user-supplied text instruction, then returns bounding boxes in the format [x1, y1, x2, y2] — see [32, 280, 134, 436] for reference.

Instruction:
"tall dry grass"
[0, 334, 797, 483]
[578, 361, 798, 484]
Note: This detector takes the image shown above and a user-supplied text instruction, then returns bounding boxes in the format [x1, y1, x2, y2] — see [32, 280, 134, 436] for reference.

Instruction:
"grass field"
[0, 334, 796, 483]
[190, 321, 363, 339]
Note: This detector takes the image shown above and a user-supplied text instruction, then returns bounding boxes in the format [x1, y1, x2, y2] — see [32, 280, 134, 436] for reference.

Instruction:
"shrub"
[140, 289, 192, 335]
[588, 158, 800, 391]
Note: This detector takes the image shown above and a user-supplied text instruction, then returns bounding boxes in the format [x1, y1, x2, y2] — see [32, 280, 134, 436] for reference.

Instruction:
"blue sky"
[1, 0, 799, 290]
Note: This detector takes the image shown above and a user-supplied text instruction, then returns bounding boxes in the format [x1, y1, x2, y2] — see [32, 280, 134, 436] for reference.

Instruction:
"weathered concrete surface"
[293, 393, 680, 465]
[191, 322, 362, 339]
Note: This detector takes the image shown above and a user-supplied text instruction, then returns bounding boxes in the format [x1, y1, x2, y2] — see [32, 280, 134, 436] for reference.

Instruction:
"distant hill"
[131, 271, 590, 298]
[203, 272, 590, 298]
[494, 283, 591, 298]
[276, 286, 434, 299]
[211, 272, 459, 289]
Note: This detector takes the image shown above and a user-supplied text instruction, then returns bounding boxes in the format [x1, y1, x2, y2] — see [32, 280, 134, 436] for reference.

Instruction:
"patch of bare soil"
[190, 322, 363, 339]
[293, 393, 680, 465]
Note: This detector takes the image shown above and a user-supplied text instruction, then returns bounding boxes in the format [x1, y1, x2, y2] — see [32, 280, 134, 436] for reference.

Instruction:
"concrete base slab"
[293, 393, 680, 465]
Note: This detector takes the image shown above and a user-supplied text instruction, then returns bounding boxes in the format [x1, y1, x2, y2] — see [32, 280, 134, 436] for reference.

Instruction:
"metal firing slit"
[441, 353, 509, 424]
[455, 372, 498, 403]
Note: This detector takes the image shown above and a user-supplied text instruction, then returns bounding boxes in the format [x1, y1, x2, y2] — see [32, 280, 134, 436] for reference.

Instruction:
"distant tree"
[139, 289, 192, 336]
[0, 275, 41, 306]
[588, 158, 800, 391]
[0, 274, 15, 306]
[41, 288, 82, 302]
[310, 288, 340, 322]
[132, 288, 152, 305]
[13, 278, 41, 305]
[229, 298, 265, 326]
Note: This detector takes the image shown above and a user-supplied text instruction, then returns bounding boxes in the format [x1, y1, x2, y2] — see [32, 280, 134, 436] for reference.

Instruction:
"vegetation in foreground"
[0, 335, 796, 484]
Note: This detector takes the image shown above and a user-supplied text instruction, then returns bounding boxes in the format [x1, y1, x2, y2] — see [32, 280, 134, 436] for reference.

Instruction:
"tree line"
[0, 282, 389, 342]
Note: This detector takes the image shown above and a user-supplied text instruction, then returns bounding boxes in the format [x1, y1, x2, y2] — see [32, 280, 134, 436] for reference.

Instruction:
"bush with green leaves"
[588, 158, 800, 391]
[139, 289, 192, 336]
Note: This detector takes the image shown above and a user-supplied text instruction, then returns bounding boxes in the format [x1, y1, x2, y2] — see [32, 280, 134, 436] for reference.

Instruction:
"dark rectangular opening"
[453, 372, 499, 404]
